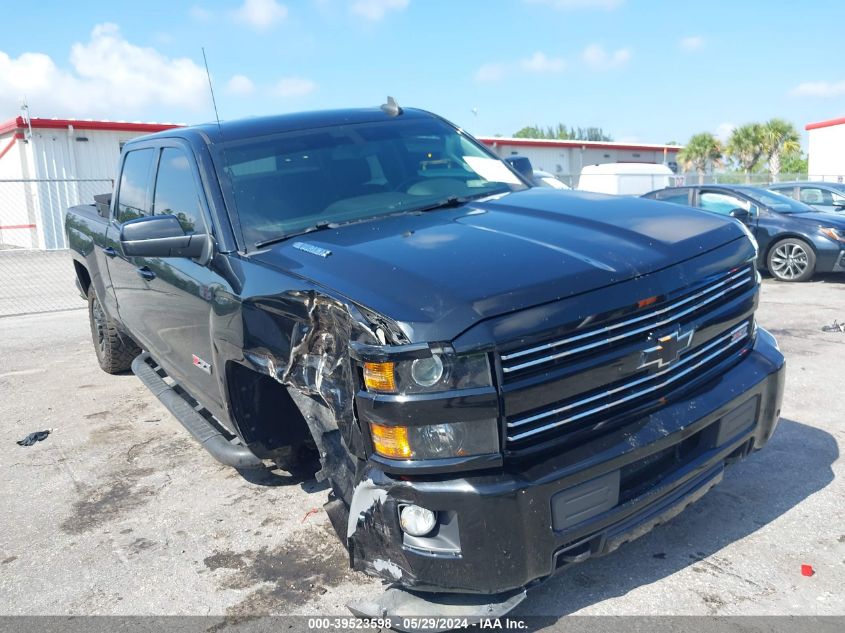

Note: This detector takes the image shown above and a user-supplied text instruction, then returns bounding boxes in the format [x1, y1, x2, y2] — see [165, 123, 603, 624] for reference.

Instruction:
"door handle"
[136, 266, 156, 281]
[101, 246, 117, 258]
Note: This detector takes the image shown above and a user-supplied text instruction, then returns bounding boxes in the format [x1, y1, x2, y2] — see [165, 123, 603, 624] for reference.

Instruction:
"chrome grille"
[505, 320, 752, 445]
[500, 267, 754, 379]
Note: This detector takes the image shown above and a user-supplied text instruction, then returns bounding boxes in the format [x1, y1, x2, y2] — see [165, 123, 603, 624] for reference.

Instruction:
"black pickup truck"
[66, 103, 785, 618]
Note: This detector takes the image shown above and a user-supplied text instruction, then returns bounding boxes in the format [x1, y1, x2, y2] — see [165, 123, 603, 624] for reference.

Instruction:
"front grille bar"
[506, 320, 751, 443]
[501, 268, 751, 374]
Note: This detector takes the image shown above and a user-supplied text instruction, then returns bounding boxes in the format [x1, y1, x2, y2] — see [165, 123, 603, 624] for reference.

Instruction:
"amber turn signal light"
[363, 361, 396, 392]
[370, 422, 412, 459]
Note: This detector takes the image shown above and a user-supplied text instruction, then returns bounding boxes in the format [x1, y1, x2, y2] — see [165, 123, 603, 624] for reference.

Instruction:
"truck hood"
[252, 188, 747, 342]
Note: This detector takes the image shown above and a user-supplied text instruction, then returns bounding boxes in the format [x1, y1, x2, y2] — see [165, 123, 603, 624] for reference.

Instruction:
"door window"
[153, 148, 203, 234]
[698, 191, 750, 216]
[116, 149, 154, 224]
[656, 190, 691, 205]
[799, 187, 845, 206]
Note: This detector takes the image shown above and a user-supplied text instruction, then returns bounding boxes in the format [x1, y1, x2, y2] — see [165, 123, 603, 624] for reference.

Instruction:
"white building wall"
[0, 134, 38, 248]
[485, 140, 679, 187]
[808, 123, 845, 181]
[30, 127, 146, 248]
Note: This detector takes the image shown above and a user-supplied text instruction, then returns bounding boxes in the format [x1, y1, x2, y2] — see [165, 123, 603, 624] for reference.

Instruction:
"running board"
[131, 353, 264, 469]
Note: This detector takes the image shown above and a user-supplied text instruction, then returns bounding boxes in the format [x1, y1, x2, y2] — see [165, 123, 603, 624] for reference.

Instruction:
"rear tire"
[767, 238, 815, 282]
[88, 286, 140, 374]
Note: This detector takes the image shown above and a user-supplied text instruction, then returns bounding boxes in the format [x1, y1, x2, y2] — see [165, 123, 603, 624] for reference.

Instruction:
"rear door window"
[116, 149, 154, 224]
[152, 148, 204, 234]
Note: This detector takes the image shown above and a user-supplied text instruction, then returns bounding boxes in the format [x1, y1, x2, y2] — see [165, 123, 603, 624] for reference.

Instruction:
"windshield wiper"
[254, 221, 333, 249]
[411, 189, 511, 214]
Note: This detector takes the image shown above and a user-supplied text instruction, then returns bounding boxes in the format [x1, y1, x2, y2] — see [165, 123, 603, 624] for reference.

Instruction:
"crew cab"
[66, 103, 785, 619]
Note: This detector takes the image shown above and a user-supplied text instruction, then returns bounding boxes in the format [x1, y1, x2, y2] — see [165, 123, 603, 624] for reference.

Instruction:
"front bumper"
[347, 328, 785, 594]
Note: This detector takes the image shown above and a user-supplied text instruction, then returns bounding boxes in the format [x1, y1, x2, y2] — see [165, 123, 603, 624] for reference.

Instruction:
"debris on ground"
[801, 564, 815, 577]
[821, 320, 845, 333]
[16, 429, 52, 446]
[301, 508, 320, 523]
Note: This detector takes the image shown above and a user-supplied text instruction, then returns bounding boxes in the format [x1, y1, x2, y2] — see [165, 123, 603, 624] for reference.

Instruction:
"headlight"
[820, 227, 845, 243]
[363, 352, 491, 394]
[369, 419, 499, 460]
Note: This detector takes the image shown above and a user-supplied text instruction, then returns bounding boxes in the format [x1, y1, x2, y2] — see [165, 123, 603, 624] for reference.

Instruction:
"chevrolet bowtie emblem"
[639, 326, 695, 370]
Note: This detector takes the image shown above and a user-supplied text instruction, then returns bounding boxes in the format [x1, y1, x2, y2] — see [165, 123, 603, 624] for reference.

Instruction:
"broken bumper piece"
[348, 586, 526, 632]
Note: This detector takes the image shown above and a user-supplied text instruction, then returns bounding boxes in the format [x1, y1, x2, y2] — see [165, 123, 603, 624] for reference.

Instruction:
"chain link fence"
[553, 172, 842, 189]
[0, 178, 112, 317]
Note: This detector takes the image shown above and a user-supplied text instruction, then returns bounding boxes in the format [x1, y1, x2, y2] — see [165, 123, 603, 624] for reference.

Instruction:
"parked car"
[533, 168, 570, 189]
[578, 162, 674, 196]
[503, 155, 570, 189]
[766, 181, 845, 214]
[66, 103, 784, 620]
[643, 184, 845, 282]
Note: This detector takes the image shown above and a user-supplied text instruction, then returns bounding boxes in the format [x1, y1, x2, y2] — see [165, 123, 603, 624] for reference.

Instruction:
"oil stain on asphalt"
[203, 524, 356, 616]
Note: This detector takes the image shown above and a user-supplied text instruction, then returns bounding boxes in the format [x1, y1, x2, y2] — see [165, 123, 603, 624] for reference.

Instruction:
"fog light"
[399, 504, 437, 537]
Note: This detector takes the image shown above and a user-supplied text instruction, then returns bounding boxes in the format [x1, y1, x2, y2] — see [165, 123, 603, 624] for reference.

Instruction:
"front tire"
[88, 286, 140, 373]
[767, 238, 815, 282]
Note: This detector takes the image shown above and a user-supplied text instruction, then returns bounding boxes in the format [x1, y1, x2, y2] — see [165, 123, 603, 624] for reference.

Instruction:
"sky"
[1, 0, 844, 147]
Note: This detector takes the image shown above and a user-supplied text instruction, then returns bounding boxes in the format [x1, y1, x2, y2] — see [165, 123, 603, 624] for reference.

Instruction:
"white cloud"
[524, 0, 624, 10]
[0, 23, 209, 119]
[582, 44, 631, 70]
[680, 35, 704, 52]
[475, 51, 565, 83]
[190, 5, 211, 20]
[234, 0, 288, 30]
[521, 51, 566, 73]
[790, 80, 845, 98]
[716, 122, 735, 142]
[474, 62, 509, 83]
[274, 76, 317, 97]
[351, 0, 409, 20]
[226, 74, 255, 96]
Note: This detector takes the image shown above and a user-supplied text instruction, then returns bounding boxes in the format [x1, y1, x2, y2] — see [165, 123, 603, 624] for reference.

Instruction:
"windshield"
[219, 116, 527, 246]
[746, 188, 814, 213]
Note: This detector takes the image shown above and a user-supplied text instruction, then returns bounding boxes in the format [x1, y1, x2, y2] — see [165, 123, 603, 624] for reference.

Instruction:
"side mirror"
[503, 156, 534, 181]
[729, 208, 750, 221]
[120, 215, 211, 261]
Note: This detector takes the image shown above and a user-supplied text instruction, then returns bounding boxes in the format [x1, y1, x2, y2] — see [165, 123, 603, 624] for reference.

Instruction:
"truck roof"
[131, 106, 437, 146]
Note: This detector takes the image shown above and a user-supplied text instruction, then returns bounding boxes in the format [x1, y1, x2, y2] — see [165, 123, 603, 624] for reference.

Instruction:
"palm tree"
[763, 118, 801, 182]
[726, 124, 765, 183]
[678, 133, 722, 184]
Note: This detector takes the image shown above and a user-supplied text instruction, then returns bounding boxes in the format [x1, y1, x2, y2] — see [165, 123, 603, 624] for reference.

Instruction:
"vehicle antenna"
[381, 96, 402, 117]
[201, 47, 223, 133]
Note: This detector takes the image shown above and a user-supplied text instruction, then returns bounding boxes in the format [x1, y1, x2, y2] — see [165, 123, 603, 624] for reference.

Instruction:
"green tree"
[780, 151, 808, 177]
[762, 118, 801, 182]
[512, 123, 612, 142]
[678, 132, 722, 184]
[514, 125, 546, 139]
[727, 123, 765, 183]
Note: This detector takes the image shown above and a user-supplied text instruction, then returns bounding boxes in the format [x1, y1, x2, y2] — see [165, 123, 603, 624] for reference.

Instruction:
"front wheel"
[767, 238, 815, 282]
[88, 286, 140, 373]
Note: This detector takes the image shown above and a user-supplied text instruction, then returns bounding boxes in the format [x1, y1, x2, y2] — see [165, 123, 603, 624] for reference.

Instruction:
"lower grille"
[505, 320, 753, 448]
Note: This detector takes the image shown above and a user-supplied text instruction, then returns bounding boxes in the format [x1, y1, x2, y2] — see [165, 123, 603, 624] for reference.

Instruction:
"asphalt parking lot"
[0, 274, 843, 623]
